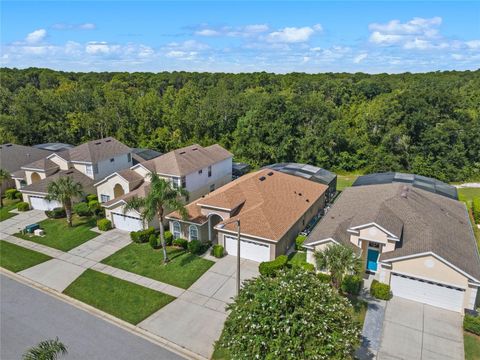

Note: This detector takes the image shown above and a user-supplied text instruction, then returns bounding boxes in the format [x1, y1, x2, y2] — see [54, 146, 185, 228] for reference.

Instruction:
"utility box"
[34, 229, 45, 236]
[25, 224, 40, 233]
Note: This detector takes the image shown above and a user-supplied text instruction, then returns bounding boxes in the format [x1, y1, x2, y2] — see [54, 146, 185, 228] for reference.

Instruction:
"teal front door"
[367, 249, 379, 271]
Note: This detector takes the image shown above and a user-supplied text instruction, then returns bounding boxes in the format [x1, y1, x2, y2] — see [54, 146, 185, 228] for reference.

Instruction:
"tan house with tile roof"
[166, 169, 328, 262]
[95, 144, 233, 232]
[304, 183, 480, 313]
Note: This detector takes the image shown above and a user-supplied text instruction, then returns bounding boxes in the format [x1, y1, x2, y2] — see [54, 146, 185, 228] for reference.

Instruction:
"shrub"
[149, 234, 160, 249]
[317, 272, 332, 283]
[259, 255, 288, 277]
[341, 275, 363, 295]
[86, 194, 98, 202]
[5, 189, 18, 200]
[188, 239, 202, 254]
[17, 201, 30, 211]
[88, 199, 99, 209]
[73, 202, 91, 217]
[473, 197, 480, 224]
[219, 268, 361, 359]
[97, 218, 112, 231]
[173, 238, 188, 250]
[130, 231, 140, 243]
[163, 230, 173, 246]
[130, 227, 155, 243]
[301, 262, 315, 272]
[212, 244, 224, 258]
[15, 191, 23, 200]
[45, 207, 66, 219]
[295, 235, 307, 250]
[370, 280, 392, 300]
[464, 314, 480, 335]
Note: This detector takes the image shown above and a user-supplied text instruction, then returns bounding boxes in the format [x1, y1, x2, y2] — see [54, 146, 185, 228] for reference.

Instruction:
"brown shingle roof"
[169, 169, 328, 242]
[141, 144, 232, 176]
[103, 183, 150, 208]
[117, 169, 144, 191]
[66, 137, 131, 163]
[0, 144, 52, 173]
[22, 158, 59, 171]
[305, 183, 480, 281]
[20, 169, 95, 195]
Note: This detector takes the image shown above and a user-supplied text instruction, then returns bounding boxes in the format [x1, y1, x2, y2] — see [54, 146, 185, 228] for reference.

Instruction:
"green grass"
[14, 216, 98, 251]
[63, 269, 174, 324]
[337, 174, 359, 191]
[0, 199, 20, 221]
[0, 241, 52, 272]
[458, 188, 480, 210]
[347, 295, 368, 327]
[102, 243, 215, 289]
[464, 332, 480, 360]
[287, 251, 307, 267]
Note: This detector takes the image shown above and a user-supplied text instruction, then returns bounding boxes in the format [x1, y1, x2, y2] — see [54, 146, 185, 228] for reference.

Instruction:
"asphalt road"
[0, 274, 185, 360]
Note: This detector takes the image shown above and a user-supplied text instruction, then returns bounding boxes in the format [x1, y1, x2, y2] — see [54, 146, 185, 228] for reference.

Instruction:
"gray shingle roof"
[305, 183, 480, 281]
[20, 169, 95, 195]
[0, 144, 52, 173]
[67, 137, 131, 163]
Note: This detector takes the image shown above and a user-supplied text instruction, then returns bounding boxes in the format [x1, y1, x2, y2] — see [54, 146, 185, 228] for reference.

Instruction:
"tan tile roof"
[0, 144, 52, 173]
[20, 168, 95, 195]
[305, 183, 480, 281]
[22, 158, 59, 171]
[66, 137, 131, 163]
[141, 144, 232, 177]
[169, 169, 328, 242]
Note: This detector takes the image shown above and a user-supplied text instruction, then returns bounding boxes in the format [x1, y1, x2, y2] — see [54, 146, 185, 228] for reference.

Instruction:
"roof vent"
[105, 139, 112, 143]
[267, 172, 274, 176]
[298, 193, 302, 196]
[259, 176, 266, 181]
[95, 142, 102, 145]
[306, 199, 310, 203]
[179, 151, 186, 155]
[6, 144, 12, 147]
[192, 148, 198, 151]
[65, 170, 74, 175]
[401, 186, 409, 198]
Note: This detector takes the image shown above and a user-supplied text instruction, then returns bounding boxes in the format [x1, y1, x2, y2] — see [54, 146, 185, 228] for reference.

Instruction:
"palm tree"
[46, 177, 84, 227]
[0, 168, 11, 207]
[23, 338, 67, 360]
[124, 171, 188, 264]
[314, 244, 361, 289]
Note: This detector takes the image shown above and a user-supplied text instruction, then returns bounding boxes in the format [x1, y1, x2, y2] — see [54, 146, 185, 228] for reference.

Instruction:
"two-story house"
[15, 137, 134, 210]
[95, 144, 233, 231]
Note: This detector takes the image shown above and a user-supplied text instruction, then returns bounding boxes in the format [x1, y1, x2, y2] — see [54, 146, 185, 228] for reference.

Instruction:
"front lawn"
[102, 243, 214, 289]
[14, 215, 98, 251]
[348, 295, 368, 327]
[0, 199, 20, 221]
[464, 332, 480, 360]
[0, 241, 52, 272]
[458, 187, 480, 210]
[63, 269, 174, 324]
[337, 174, 359, 192]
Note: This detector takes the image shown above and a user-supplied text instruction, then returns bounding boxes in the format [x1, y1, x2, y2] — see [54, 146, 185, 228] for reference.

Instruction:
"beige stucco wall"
[350, 225, 397, 253]
[169, 220, 209, 242]
[96, 175, 130, 202]
[24, 170, 47, 185]
[132, 165, 150, 179]
[49, 155, 69, 170]
[188, 173, 232, 202]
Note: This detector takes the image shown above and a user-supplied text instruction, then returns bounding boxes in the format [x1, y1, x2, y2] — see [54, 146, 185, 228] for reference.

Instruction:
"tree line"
[1, 67, 479, 182]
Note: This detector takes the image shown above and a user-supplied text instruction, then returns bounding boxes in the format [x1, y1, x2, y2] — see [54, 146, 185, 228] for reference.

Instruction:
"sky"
[1, 1, 479, 73]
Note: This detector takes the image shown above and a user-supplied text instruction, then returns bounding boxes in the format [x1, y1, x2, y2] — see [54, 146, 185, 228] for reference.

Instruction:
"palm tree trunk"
[65, 199, 73, 227]
[158, 208, 169, 264]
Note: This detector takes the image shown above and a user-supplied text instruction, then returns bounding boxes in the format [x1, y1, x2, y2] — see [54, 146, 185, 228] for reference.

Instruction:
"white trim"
[349, 222, 399, 240]
[189, 225, 199, 241]
[21, 167, 49, 172]
[172, 221, 181, 239]
[390, 271, 466, 291]
[358, 236, 387, 245]
[303, 237, 339, 248]
[216, 227, 276, 244]
[94, 172, 125, 187]
[70, 160, 93, 165]
[46, 153, 69, 162]
[383, 251, 480, 283]
[102, 199, 127, 209]
[196, 203, 234, 212]
[19, 190, 48, 196]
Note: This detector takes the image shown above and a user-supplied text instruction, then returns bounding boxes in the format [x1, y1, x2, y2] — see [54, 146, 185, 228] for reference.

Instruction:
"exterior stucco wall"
[350, 225, 397, 253]
[24, 170, 47, 185]
[169, 220, 208, 242]
[49, 155, 69, 170]
[188, 173, 232, 202]
[96, 175, 130, 202]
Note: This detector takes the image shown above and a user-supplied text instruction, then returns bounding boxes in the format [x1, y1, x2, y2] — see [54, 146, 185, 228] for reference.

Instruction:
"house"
[95, 144, 233, 232]
[264, 163, 337, 202]
[0, 143, 53, 194]
[303, 182, 480, 313]
[166, 169, 328, 263]
[15, 137, 134, 210]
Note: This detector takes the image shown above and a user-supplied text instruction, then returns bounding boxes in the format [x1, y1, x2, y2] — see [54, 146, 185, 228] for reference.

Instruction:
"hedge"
[295, 235, 307, 250]
[149, 234, 160, 249]
[370, 280, 392, 300]
[317, 273, 331, 283]
[97, 218, 112, 231]
[341, 275, 363, 295]
[173, 238, 188, 250]
[15, 192, 23, 200]
[188, 239, 202, 254]
[45, 207, 66, 219]
[86, 194, 98, 202]
[301, 262, 315, 272]
[473, 197, 480, 224]
[17, 201, 30, 211]
[212, 244, 224, 258]
[259, 255, 288, 277]
[130, 227, 155, 243]
[163, 230, 173, 246]
[464, 314, 480, 335]
[5, 189, 18, 200]
[73, 202, 91, 217]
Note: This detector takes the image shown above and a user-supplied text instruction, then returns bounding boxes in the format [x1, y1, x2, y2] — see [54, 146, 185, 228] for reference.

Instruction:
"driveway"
[378, 297, 464, 360]
[0, 209, 47, 235]
[139, 255, 260, 359]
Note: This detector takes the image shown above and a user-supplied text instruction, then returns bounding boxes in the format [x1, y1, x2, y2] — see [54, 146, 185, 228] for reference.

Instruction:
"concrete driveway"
[0, 209, 47, 235]
[139, 255, 259, 359]
[378, 297, 464, 360]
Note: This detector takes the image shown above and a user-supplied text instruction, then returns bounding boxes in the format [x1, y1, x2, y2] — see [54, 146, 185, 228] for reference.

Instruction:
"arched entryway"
[208, 213, 224, 243]
[113, 183, 125, 198]
[30, 172, 41, 183]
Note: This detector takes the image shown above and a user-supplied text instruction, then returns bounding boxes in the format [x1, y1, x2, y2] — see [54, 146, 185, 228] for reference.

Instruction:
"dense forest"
[1, 68, 479, 182]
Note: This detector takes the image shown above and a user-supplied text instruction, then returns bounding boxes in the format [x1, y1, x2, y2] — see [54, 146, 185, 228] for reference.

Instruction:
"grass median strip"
[0, 241, 52, 272]
[63, 269, 175, 324]
[0, 199, 20, 222]
[102, 243, 214, 289]
[14, 216, 98, 251]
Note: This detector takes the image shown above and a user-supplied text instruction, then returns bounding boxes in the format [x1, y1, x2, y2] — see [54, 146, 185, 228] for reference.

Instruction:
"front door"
[367, 249, 379, 271]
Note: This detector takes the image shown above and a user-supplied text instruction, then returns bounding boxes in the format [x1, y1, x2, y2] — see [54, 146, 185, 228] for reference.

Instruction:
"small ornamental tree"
[315, 244, 361, 289]
[220, 267, 361, 359]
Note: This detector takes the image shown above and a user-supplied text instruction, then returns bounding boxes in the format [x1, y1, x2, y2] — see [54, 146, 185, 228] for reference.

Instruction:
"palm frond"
[23, 337, 67, 360]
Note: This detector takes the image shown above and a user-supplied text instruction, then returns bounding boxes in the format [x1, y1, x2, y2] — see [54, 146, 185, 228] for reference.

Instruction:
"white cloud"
[465, 40, 480, 49]
[26, 29, 47, 44]
[266, 25, 320, 43]
[195, 29, 220, 37]
[52, 23, 96, 30]
[353, 53, 368, 63]
[195, 24, 269, 37]
[244, 24, 269, 34]
[85, 41, 118, 55]
[79, 23, 96, 30]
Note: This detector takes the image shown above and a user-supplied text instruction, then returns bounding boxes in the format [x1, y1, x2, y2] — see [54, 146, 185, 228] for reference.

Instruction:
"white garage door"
[29, 196, 62, 211]
[112, 213, 144, 232]
[390, 273, 465, 312]
[225, 236, 270, 263]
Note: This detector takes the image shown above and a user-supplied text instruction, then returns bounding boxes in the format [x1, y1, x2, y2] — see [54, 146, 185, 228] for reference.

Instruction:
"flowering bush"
[220, 267, 361, 359]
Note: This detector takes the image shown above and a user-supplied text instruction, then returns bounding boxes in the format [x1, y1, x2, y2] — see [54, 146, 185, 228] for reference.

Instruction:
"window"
[189, 225, 199, 241]
[181, 177, 186, 188]
[172, 222, 181, 239]
[210, 184, 215, 192]
[208, 166, 212, 177]
[198, 169, 203, 174]
[19, 180, 27, 188]
[100, 194, 110, 203]
[110, 158, 115, 162]
[85, 164, 93, 175]
[127, 153, 132, 162]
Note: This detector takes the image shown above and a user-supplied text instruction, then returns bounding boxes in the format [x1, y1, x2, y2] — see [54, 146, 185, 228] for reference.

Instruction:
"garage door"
[112, 213, 144, 232]
[390, 273, 465, 312]
[225, 236, 270, 262]
[29, 196, 62, 211]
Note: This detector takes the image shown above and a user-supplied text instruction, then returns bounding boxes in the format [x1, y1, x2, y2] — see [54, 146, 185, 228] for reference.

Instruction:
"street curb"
[1, 268, 208, 360]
